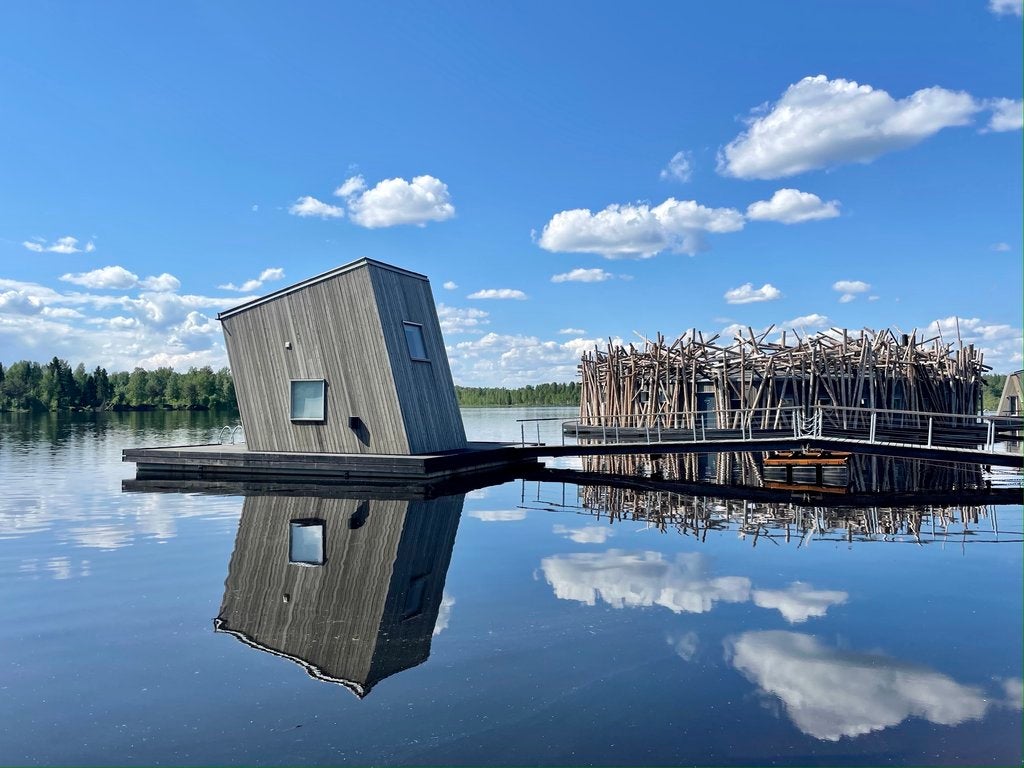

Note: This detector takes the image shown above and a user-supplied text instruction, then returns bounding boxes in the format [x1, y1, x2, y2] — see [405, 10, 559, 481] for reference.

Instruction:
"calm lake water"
[1, 408, 1021, 766]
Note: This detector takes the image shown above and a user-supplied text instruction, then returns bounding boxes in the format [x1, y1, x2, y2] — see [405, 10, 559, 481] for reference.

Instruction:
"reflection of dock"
[215, 493, 462, 697]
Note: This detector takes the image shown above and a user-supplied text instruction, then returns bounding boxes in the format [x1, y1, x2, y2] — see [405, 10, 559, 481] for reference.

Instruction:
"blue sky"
[0, 1, 1021, 383]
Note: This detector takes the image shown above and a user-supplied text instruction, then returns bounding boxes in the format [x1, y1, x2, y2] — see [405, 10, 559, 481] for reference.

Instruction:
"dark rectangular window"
[290, 379, 326, 421]
[403, 322, 429, 361]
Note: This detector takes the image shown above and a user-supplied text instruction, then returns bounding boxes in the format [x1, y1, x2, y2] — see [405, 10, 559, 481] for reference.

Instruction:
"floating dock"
[123, 441, 539, 484]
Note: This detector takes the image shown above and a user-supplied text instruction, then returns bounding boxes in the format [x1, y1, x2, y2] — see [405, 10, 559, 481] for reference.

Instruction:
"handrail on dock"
[559, 403, 1013, 454]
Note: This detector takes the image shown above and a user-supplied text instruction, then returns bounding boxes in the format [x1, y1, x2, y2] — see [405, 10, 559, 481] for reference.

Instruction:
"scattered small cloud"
[746, 189, 840, 224]
[334, 174, 455, 228]
[538, 198, 745, 259]
[289, 195, 344, 219]
[986, 98, 1024, 132]
[724, 282, 782, 304]
[251, 204, 259, 212]
[718, 75, 985, 179]
[551, 268, 614, 283]
[668, 631, 700, 662]
[442, 280, 458, 290]
[867, 295, 880, 302]
[559, 327, 587, 335]
[782, 313, 829, 329]
[436, 303, 489, 334]
[469, 509, 527, 522]
[552, 524, 613, 544]
[991, 242, 1012, 252]
[833, 279, 871, 304]
[751, 582, 848, 623]
[22, 236, 95, 254]
[989, 0, 1022, 17]
[467, 288, 528, 300]
[219, 267, 286, 293]
[659, 150, 693, 182]
[432, 591, 455, 636]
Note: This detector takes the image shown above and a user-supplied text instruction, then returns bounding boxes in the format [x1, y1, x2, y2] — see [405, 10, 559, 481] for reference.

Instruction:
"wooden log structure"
[577, 327, 987, 432]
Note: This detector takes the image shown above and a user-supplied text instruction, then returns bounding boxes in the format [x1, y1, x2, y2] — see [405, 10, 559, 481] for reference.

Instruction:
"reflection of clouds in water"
[541, 550, 751, 614]
[433, 591, 455, 636]
[552, 524, 613, 544]
[18, 557, 91, 581]
[469, 509, 526, 522]
[668, 631, 699, 661]
[465, 489, 489, 500]
[0, 484, 240, 553]
[728, 630, 990, 741]
[752, 582, 848, 623]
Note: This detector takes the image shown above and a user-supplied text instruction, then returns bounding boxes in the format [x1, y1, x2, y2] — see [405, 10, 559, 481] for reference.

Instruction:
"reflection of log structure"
[215, 494, 462, 697]
[579, 328, 985, 428]
[581, 452, 985, 495]
[575, 484, 997, 543]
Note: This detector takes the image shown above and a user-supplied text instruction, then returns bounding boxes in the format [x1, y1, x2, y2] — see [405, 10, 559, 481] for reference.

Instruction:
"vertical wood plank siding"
[369, 266, 468, 454]
[221, 260, 466, 455]
[216, 494, 463, 693]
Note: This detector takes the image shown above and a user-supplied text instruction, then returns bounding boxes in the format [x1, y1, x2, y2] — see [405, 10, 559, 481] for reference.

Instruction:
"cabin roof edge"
[217, 258, 429, 321]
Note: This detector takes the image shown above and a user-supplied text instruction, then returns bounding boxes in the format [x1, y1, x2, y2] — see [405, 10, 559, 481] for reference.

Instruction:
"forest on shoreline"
[0, 358, 1009, 413]
[0, 358, 582, 411]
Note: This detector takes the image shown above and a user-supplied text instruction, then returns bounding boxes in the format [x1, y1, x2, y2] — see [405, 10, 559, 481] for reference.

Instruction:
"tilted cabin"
[218, 258, 466, 455]
[997, 370, 1023, 415]
[215, 493, 463, 697]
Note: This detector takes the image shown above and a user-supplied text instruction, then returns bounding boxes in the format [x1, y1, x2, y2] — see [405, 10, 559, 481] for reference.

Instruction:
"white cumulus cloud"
[467, 288, 528, 300]
[833, 279, 871, 303]
[60, 266, 142, 290]
[288, 195, 345, 219]
[781, 313, 829, 329]
[219, 267, 286, 293]
[724, 282, 782, 304]
[551, 268, 614, 283]
[552, 524, 613, 544]
[559, 327, 587, 335]
[22, 236, 95, 254]
[659, 150, 693, 182]
[986, 98, 1024, 132]
[335, 174, 455, 228]
[746, 188, 840, 224]
[436, 303, 489, 334]
[537, 198, 745, 258]
[442, 280, 458, 290]
[989, 0, 1022, 16]
[718, 75, 982, 179]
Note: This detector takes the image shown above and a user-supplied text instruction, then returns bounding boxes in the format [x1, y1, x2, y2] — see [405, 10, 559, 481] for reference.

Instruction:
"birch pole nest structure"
[578, 326, 987, 428]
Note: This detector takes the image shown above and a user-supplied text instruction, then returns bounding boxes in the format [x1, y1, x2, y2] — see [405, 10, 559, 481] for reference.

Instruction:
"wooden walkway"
[514, 435, 1024, 468]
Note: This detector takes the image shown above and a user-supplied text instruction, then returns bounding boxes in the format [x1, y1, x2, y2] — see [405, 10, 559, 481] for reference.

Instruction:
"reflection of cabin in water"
[217, 258, 466, 455]
[997, 371, 1023, 415]
[215, 494, 462, 697]
[578, 328, 986, 427]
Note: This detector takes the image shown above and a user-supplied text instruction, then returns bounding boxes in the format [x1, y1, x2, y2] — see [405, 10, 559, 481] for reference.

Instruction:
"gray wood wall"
[216, 493, 463, 694]
[370, 266, 467, 454]
[221, 260, 466, 455]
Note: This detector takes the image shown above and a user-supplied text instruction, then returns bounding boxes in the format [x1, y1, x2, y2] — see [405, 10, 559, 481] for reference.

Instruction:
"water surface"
[1, 409, 1021, 766]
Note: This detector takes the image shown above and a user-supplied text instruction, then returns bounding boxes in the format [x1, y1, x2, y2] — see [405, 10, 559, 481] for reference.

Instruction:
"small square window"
[291, 379, 326, 421]
[289, 519, 325, 565]
[403, 322, 429, 361]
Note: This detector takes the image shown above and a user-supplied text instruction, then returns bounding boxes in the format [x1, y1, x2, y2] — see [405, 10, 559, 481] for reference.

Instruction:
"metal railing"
[560, 404, 1006, 453]
[212, 424, 245, 445]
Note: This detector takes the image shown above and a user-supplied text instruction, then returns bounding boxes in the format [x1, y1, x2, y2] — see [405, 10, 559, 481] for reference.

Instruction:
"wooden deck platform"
[123, 441, 539, 484]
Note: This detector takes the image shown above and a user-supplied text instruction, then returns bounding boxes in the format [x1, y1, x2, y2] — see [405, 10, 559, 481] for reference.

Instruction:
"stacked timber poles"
[577, 327, 987, 439]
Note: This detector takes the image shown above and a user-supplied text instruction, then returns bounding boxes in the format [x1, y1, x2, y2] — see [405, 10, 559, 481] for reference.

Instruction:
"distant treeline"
[0, 359, 235, 412]
[0, 358, 1006, 413]
[455, 382, 581, 407]
[0, 358, 580, 411]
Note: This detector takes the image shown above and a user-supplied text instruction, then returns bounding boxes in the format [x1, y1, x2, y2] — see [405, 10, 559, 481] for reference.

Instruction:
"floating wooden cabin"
[217, 258, 466, 455]
[215, 493, 462, 697]
[997, 370, 1023, 415]
[578, 327, 987, 428]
